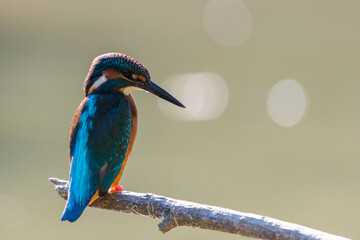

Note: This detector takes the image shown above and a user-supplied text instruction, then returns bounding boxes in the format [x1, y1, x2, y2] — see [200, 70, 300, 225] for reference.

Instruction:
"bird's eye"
[121, 69, 132, 79]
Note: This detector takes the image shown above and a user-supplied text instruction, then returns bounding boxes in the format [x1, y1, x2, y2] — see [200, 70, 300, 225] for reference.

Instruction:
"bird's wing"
[69, 98, 88, 163]
[88, 97, 133, 197]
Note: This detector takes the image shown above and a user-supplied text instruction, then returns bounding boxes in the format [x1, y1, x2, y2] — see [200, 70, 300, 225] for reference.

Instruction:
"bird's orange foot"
[110, 185, 124, 193]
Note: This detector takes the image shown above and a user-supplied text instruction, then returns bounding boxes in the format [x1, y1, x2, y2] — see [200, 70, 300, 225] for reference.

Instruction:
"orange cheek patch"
[103, 69, 123, 80]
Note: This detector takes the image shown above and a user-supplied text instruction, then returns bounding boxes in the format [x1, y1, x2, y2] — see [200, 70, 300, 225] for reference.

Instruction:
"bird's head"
[84, 53, 185, 108]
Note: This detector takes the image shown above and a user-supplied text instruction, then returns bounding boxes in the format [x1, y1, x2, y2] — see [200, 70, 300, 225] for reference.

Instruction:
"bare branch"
[50, 178, 349, 240]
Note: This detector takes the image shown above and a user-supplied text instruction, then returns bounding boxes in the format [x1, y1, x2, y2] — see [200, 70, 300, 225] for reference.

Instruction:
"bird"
[61, 53, 185, 222]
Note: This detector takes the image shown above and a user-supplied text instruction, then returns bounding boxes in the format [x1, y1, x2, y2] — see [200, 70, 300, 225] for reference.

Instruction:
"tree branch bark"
[50, 178, 349, 240]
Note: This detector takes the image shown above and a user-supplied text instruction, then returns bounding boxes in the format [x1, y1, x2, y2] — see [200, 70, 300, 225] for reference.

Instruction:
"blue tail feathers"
[61, 199, 88, 222]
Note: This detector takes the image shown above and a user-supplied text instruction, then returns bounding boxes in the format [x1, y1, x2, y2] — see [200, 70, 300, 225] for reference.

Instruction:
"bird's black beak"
[143, 80, 185, 108]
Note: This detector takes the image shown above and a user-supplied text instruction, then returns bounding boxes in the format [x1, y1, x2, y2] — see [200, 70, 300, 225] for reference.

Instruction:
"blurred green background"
[1, 0, 359, 239]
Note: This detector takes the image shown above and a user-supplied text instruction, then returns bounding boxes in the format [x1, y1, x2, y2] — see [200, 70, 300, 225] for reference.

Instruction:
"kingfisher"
[61, 53, 185, 222]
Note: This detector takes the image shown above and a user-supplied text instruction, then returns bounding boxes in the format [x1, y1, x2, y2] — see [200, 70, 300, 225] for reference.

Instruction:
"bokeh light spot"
[0, 194, 26, 229]
[203, 0, 252, 46]
[267, 79, 307, 127]
[158, 72, 229, 121]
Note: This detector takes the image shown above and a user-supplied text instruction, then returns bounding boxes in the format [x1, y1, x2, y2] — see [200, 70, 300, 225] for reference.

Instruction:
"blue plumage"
[61, 96, 98, 221]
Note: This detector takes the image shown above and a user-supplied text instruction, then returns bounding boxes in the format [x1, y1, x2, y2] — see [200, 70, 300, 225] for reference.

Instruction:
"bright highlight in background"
[158, 72, 229, 121]
[267, 79, 307, 127]
[203, 0, 252, 46]
[0, 194, 26, 229]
